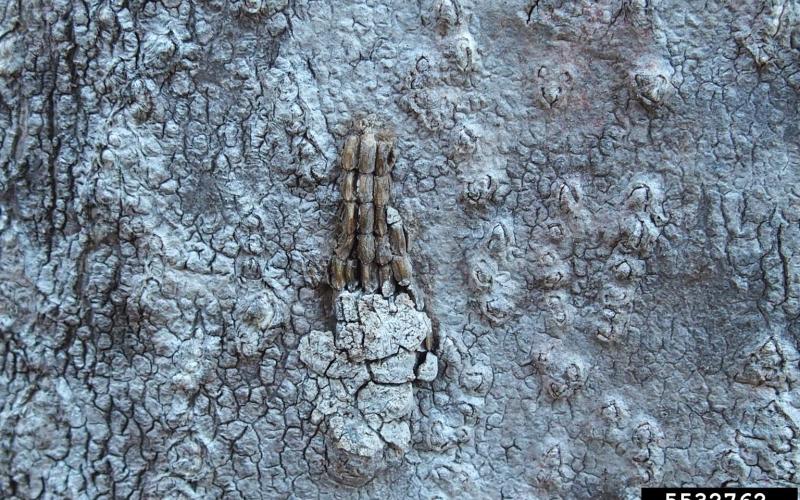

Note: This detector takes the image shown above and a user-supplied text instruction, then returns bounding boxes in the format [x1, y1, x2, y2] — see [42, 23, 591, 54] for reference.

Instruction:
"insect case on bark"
[329, 130, 420, 303]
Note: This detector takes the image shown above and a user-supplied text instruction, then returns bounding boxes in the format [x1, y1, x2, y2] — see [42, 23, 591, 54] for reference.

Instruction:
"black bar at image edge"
[642, 488, 798, 500]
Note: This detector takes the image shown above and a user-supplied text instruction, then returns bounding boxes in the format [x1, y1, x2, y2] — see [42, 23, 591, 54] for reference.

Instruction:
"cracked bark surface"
[0, 0, 799, 498]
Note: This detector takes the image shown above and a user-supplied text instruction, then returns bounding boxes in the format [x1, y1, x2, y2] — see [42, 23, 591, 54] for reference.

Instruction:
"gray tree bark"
[0, 0, 798, 498]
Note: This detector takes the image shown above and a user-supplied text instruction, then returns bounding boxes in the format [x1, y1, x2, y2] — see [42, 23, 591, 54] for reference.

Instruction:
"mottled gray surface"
[1, 0, 799, 498]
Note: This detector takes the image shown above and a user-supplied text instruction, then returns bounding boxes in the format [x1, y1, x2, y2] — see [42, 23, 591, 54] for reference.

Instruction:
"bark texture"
[0, 0, 799, 498]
